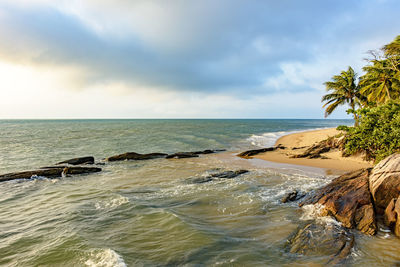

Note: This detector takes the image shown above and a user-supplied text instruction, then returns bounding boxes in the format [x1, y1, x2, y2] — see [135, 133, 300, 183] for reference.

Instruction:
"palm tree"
[359, 59, 400, 104]
[322, 66, 363, 125]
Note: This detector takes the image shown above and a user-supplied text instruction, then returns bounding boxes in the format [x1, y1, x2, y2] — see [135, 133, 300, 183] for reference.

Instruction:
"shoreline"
[253, 128, 373, 172]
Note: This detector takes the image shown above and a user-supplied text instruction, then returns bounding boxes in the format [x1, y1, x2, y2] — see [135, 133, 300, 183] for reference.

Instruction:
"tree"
[322, 66, 363, 125]
[359, 59, 400, 104]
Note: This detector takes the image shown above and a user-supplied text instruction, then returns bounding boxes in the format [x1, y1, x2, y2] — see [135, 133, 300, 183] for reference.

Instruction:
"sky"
[0, 0, 399, 119]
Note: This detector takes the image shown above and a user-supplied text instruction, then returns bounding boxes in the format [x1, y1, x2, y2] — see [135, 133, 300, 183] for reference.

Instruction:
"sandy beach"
[254, 128, 373, 171]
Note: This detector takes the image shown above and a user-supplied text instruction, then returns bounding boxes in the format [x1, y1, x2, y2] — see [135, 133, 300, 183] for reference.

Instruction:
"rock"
[281, 190, 305, 203]
[384, 198, 400, 237]
[290, 142, 331, 159]
[187, 170, 249, 184]
[0, 166, 102, 182]
[286, 222, 354, 265]
[106, 152, 167, 161]
[300, 168, 376, 235]
[167, 149, 226, 159]
[166, 152, 199, 159]
[56, 156, 94, 165]
[237, 147, 275, 158]
[369, 153, 400, 214]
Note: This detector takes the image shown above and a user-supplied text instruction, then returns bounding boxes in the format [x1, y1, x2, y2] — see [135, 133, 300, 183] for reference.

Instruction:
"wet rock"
[384, 198, 400, 237]
[56, 156, 94, 165]
[0, 166, 102, 182]
[167, 149, 226, 159]
[188, 170, 249, 184]
[286, 222, 354, 265]
[106, 152, 167, 161]
[369, 153, 400, 214]
[237, 147, 276, 158]
[300, 168, 376, 235]
[166, 152, 199, 159]
[281, 190, 305, 203]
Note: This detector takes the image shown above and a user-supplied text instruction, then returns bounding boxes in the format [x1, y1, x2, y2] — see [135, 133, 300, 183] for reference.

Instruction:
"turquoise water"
[1, 119, 399, 266]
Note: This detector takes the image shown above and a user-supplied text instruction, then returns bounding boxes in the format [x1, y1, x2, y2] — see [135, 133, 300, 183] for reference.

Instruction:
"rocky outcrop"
[384, 198, 400, 236]
[0, 166, 102, 182]
[106, 152, 168, 161]
[286, 222, 354, 265]
[237, 145, 285, 158]
[369, 153, 400, 214]
[300, 168, 376, 235]
[56, 156, 94, 165]
[187, 170, 249, 184]
[290, 136, 345, 159]
[167, 149, 226, 159]
[166, 152, 199, 159]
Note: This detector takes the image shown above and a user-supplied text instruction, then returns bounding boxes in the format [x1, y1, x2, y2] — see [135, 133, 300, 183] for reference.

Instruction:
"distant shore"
[254, 128, 373, 172]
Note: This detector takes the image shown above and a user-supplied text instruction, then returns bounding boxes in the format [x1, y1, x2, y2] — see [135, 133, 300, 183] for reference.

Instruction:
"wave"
[95, 195, 129, 210]
[246, 127, 332, 148]
[85, 248, 126, 267]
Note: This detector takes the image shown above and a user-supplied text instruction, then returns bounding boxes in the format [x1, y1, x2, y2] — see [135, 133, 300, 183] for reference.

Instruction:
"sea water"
[0, 119, 399, 266]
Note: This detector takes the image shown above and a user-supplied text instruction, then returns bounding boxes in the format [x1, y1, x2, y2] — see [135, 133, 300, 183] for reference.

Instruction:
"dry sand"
[254, 128, 373, 172]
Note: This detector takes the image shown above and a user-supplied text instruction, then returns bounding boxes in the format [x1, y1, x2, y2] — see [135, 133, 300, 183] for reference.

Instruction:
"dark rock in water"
[106, 152, 167, 161]
[194, 149, 214, 154]
[209, 170, 249, 179]
[167, 149, 226, 159]
[286, 222, 354, 265]
[56, 156, 94, 165]
[369, 153, 400, 215]
[281, 191, 305, 203]
[300, 168, 376, 235]
[0, 166, 102, 182]
[237, 147, 275, 158]
[166, 152, 199, 159]
[188, 170, 249, 184]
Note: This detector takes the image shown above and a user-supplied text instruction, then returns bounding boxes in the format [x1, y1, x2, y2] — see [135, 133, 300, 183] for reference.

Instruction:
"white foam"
[246, 131, 288, 147]
[301, 204, 341, 226]
[95, 195, 129, 210]
[246, 127, 333, 148]
[85, 248, 126, 267]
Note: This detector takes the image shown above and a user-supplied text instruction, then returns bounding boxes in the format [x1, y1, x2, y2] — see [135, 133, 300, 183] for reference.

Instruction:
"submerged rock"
[300, 168, 376, 235]
[106, 152, 167, 161]
[281, 190, 305, 203]
[56, 156, 95, 165]
[369, 153, 400, 214]
[286, 222, 354, 265]
[188, 170, 249, 184]
[0, 166, 102, 182]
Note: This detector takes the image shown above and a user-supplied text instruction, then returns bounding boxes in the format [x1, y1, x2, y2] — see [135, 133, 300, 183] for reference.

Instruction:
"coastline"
[253, 128, 373, 172]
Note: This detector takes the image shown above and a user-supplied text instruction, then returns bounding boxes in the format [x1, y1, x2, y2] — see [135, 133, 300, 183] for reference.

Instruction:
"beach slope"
[254, 128, 372, 171]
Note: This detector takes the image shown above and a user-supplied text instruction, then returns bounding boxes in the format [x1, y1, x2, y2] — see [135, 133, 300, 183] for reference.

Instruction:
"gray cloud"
[0, 0, 399, 96]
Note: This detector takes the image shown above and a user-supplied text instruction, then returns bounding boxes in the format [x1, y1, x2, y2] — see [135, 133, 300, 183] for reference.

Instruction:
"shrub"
[339, 100, 400, 163]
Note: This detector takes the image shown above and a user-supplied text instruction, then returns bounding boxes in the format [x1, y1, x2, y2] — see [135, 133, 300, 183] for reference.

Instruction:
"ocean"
[0, 119, 399, 266]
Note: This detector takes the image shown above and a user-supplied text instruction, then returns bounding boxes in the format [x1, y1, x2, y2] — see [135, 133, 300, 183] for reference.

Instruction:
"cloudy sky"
[0, 0, 399, 119]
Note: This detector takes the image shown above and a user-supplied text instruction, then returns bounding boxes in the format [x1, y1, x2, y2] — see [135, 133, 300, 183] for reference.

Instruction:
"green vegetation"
[322, 35, 400, 163]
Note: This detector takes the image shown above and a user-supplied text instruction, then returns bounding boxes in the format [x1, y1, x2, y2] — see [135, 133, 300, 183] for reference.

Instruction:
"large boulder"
[106, 152, 167, 161]
[369, 153, 400, 214]
[300, 168, 376, 235]
[56, 156, 94, 165]
[0, 166, 102, 182]
[286, 222, 354, 265]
